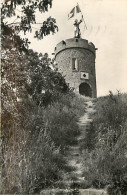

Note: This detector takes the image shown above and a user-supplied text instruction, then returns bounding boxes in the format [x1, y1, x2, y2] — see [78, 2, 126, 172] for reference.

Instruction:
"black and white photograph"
[1, 0, 127, 194]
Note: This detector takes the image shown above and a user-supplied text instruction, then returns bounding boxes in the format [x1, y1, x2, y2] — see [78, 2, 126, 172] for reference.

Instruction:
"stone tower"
[54, 38, 97, 98]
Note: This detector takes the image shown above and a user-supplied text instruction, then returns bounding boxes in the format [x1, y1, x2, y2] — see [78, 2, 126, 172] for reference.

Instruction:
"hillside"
[40, 97, 107, 195]
[1, 84, 127, 194]
[40, 92, 127, 195]
[81, 92, 127, 194]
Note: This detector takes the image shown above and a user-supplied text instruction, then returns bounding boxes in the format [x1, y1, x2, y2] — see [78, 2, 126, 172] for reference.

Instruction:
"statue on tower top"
[68, 4, 87, 38]
[73, 18, 83, 38]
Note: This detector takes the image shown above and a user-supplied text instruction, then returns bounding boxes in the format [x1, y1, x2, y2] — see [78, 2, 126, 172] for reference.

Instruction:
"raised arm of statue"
[73, 19, 82, 38]
[78, 19, 83, 25]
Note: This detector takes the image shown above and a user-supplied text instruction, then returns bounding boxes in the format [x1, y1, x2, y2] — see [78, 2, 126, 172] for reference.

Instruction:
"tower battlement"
[55, 38, 96, 56]
[54, 38, 97, 98]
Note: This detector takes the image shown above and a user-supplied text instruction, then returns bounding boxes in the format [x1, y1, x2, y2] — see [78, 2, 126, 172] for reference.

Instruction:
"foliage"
[1, 1, 84, 193]
[25, 50, 68, 107]
[1, 0, 66, 193]
[1, 96, 66, 194]
[80, 122, 96, 152]
[1, 0, 86, 193]
[1, 0, 58, 39]
[2, 66, 84, 193]
[1, 27, 69, 194]
[43, 93, 85, 151]
[82, 92, 127, 194]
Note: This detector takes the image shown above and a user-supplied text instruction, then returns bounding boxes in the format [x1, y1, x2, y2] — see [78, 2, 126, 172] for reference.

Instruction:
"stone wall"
[55, 38, 97, 98]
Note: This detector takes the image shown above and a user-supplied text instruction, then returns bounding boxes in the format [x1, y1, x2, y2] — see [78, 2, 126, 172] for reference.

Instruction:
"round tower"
[54, 38, 97, 98]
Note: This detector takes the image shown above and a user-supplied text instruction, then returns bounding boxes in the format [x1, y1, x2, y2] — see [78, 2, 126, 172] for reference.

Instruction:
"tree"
[1, 1, 68, 193]
[1, 0, 67, 107]
[1, 0, 58, 40]
[24, 49, 68, 107]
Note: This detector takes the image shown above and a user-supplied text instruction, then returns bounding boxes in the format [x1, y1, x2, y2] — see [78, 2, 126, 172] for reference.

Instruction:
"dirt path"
[62, 99, 96, 184]
[59, 99, 101, 191]
[40, 98, 107, 194]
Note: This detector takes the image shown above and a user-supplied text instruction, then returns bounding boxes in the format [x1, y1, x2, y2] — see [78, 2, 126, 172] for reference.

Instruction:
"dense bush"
[1, 21, 69, 193]
[82, 92, 127, 194]
[43, 93, 85, 151]
[1, 99, 61, 194]
[1, 52, 85, 194]
[1, 0, 87, 193]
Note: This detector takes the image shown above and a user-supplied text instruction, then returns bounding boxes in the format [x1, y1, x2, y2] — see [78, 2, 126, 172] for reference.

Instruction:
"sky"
[12, 0, 127, 97]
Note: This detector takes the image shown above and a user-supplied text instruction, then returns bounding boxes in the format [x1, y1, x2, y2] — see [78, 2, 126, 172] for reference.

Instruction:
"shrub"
[82, 92, 127, 194]
[1, 100, 65, 194]
[1, 92, 85, 194]
[43, 93, 85, 151]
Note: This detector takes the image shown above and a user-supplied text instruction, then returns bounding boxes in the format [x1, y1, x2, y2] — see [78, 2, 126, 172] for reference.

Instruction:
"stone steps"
[40, 100, 107, 195]
[40, 188, 107, 195]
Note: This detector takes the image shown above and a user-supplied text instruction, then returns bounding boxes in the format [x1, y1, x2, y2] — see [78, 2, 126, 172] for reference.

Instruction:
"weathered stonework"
[54, 38, 97, 98]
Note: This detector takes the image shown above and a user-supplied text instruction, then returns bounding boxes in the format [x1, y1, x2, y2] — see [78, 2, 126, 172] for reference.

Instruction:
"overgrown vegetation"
[2, 1, 127, 194]
[1, 0, 58, 40]
[2, 89, 85, 194]
[43, 94, 85, 151]
[1, 1, 86, 193]
[82, 92, 127, 194]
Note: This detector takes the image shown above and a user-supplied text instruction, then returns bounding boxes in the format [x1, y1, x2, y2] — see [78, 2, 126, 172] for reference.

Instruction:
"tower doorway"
[79, 83, 92, 97]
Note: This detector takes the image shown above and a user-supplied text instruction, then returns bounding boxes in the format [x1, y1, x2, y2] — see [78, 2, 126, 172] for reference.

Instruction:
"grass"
[81, 92, 127, 194]
[43, 93, 85, 151]
[1, 92, 86, 194]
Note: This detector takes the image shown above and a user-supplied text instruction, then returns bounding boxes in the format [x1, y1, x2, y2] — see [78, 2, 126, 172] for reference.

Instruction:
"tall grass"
[82, 92, 127, 194]
[43, 93, 85, 151]
[1, 92, 85, 194]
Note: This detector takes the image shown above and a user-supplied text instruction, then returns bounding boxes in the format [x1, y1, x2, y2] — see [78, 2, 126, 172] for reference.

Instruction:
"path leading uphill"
[63, 100, 96, 184]
[40, 98, 107, 195]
